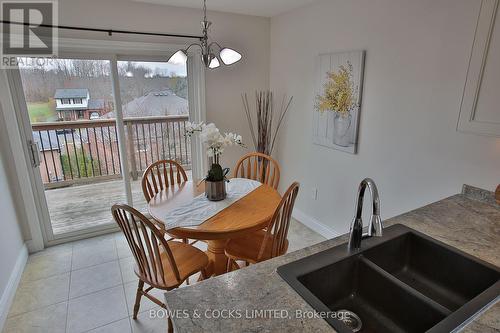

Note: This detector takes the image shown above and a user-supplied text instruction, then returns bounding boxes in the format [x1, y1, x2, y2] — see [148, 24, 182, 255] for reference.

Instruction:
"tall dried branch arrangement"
[242, 90, 293, 156]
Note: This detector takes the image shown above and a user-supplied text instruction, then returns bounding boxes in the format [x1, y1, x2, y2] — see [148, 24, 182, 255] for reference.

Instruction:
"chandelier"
[167, 0, 242, 69]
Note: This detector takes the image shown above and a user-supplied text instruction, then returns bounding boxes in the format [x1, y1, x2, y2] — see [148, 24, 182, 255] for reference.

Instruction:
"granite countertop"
[164, 185, 500, 332]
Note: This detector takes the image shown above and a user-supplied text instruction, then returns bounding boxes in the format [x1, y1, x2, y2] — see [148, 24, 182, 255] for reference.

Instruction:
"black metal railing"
[32, 115, 191, 188]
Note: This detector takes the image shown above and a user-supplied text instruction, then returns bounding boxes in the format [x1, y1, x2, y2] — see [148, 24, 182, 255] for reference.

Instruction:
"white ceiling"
[132, 0, 319, 17]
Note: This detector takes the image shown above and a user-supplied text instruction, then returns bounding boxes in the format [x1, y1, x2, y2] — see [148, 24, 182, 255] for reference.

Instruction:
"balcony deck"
[46, 178, 151, 235]
[33, 115, 192, 235]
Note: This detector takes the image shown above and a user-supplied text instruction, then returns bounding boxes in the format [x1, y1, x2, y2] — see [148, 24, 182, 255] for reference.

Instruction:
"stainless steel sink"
[277, 224, 500, 333]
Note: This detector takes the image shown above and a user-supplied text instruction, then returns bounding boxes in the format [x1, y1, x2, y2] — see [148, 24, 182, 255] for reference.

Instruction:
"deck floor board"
[45, 178, 150, 235]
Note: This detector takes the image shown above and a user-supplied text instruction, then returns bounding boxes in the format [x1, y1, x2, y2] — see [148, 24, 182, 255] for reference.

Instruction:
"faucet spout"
[348, 178, 383, 251]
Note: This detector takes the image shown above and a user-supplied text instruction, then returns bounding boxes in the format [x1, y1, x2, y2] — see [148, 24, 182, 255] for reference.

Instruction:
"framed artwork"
[313, 50, 365, 154]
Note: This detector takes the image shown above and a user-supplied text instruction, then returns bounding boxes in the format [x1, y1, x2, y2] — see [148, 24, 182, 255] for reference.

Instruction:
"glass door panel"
[116, 60, 190, 213]
[18, 57, 125, 237]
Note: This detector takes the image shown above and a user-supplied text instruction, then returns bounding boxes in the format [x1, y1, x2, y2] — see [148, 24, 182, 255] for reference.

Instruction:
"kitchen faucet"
[348, 178, 383, 251]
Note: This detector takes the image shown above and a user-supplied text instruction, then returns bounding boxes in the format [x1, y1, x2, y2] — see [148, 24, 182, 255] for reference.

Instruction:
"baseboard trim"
[292, 208, 341, 239]
[0, 243, 28, 330]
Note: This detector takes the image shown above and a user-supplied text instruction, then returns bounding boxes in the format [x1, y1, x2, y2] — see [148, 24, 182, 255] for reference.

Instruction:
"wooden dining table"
[148, 180, 281, 276]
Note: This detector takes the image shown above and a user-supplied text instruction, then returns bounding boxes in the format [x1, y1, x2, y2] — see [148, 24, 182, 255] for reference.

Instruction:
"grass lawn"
[28, 102, 58, 123]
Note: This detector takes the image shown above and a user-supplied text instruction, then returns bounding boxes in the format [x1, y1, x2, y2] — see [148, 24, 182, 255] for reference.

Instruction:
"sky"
[120, 61, 187, 77]
[17, 57, 187, 77]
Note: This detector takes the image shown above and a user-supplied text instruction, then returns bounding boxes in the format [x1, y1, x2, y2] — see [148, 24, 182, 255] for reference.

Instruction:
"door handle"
[28, 140, 41, 167]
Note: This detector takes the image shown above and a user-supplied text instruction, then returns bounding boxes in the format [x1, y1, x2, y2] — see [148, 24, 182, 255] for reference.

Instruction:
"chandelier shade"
[209, 56, 220, 69]
[167, 0, 242, 70]
[168, 50, 188, 65]
[219, 48, 242, 65]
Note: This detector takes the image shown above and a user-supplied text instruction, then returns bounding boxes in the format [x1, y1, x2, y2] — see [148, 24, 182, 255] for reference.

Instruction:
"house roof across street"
[54, 89, 89, 99]
[103, 90, 188, 118]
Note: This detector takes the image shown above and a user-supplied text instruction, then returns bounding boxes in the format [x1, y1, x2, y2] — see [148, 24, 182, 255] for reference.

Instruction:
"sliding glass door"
[13, 52, 192, 243]
[115, 59, 191, 213]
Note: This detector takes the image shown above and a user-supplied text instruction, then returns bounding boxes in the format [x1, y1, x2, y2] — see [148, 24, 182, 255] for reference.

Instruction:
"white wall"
[0, 106, 26, 327]
[270, 0, 500, 234]
[0, 140, 24, 299]
[57, 0, 270, 167]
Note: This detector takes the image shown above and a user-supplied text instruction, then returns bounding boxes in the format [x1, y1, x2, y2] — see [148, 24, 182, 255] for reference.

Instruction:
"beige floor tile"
[192, 240, 208, 252]
[115, 233, 133, 259]
[123, 281, 165, 316]
[70, 261, 122, 298]
[86, 318, 132, 333]
[29, 243, 73, 258]
[22, 249, 72, 282]
[8, 273, 70, 317]
[130, 310, 169, 333]
[287, 219, 326, 252]
[3, 302, 67, 333]
[72, 237, 118, 270]
[71, 234, 115, 249]
[66, 286, 128, 333]
[120, 257, 138, 283]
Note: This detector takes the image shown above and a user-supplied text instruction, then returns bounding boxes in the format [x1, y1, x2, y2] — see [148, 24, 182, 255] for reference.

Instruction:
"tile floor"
[3, 219, 325, 333]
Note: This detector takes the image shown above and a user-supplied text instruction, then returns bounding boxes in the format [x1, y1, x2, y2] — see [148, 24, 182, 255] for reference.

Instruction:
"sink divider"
[359, 256, 452, 317]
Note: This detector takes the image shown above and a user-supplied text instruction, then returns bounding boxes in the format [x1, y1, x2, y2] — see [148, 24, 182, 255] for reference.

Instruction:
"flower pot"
[334, 113, 352, 147]
[205, 180, 227, 201]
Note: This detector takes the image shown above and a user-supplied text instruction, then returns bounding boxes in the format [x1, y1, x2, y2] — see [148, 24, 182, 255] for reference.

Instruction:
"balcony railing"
[32, 115, 191, 189]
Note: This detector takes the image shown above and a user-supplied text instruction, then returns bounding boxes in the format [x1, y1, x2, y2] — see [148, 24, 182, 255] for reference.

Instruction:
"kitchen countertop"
[164, 185, 500, 332]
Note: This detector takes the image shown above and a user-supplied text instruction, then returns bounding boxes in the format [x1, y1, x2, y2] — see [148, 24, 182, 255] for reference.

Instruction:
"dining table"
[147, 180, 281, 276]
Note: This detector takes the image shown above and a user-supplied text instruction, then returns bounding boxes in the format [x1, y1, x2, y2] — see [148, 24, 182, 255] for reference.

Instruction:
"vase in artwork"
[333, 113, 351, 147]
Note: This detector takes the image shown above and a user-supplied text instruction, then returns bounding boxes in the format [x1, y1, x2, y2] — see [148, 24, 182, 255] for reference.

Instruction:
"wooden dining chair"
[142, 159, 188, 203]
[225, 182, 299, 272]
[141, 160, 193, 241]
[112, 204, 208, 333]
[233, 152, 280, 189]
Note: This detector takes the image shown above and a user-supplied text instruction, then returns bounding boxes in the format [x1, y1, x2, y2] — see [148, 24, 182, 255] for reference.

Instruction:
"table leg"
[205, 239, 229, 276]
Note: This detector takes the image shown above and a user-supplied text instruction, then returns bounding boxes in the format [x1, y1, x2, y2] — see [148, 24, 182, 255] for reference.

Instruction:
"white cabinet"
[458, 0, 500, 136]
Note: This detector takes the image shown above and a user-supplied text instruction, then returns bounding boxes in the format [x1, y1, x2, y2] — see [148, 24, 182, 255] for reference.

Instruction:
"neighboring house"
[33, 130, 63, 183]
[103, 89, 188, 118]
[101, 90, 190, 174]
[54, 88, 110, 121]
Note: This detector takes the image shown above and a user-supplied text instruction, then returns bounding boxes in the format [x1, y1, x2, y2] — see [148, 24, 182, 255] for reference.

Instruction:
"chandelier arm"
[208, 41, 223, 51]
[185, 43, 203, 53]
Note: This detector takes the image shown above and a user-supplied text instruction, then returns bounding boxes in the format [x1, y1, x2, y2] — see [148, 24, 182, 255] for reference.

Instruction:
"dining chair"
[233, 152, 280, 189]
[142, 159, 188, 203]
[225, 182, 299, 272]
[142, 160, 192, 241]
[112, 204, 209, 333]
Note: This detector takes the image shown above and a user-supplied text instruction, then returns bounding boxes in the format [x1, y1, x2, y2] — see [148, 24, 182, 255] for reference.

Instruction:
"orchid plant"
[186, 122, 245, 181]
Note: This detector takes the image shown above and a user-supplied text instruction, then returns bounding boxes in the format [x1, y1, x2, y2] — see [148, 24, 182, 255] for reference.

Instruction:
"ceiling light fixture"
[167, 0, 242, 69]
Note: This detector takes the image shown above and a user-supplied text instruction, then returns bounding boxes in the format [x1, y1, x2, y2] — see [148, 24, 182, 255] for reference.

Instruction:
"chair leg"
[198, 268, 208, 282]
[133, 280, 145, 319]
[226, 259, 240, 272]
[167, 317, 174, 333]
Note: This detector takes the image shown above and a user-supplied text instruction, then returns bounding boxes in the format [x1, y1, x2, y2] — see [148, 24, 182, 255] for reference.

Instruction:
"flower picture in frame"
[313, 50, 365, 154]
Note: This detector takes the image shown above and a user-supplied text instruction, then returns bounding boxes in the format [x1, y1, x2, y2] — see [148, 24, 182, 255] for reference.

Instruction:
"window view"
[18, 58, 189, 236]
[115, 60, 191, 212]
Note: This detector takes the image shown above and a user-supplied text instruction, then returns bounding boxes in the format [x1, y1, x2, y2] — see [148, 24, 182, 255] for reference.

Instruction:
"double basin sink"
[278, 224, 500, 332]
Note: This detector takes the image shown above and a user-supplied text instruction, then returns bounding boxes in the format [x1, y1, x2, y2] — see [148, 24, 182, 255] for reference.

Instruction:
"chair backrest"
[258, 182, 299, 260]
[111, 204, 181, 288]
[233, 152, 280, 189]
[142, 160, 188, 202]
